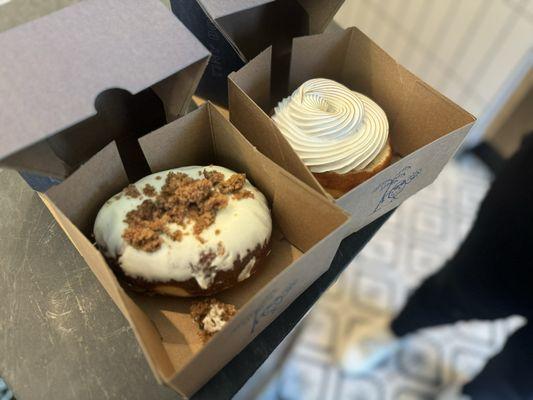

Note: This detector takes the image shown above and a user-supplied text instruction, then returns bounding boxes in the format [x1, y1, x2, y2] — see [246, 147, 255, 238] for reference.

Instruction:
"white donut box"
[0, 1, 352, 398]
[229, 26, 477, 233]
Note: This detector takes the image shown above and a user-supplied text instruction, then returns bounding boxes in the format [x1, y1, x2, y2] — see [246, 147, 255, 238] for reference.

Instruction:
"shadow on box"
[6, 50, 208, 185]
[18, 87, 166, 189]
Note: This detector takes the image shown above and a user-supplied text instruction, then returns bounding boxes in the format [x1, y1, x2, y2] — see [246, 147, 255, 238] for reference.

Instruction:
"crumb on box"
[190, 298, 237, 342]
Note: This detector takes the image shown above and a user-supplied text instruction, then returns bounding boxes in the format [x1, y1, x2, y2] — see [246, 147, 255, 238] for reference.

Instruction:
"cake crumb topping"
[232, 190, 254, 200]
[218, 173, 245, 193]
[124, 184, 141, 198]
[122, 169, 251, 252]
[190, 298, 237, 341]
[143, 184, 156, 197]
[203, 170, 225, 185]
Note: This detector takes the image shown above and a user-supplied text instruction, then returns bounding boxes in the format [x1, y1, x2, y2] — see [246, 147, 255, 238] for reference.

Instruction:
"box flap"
[0, 0, 209, 175]
[198, 0, 273, 19]
[0, 0, 79, 33]
[297, 0, 345, 33]
[200, 0, 342, 33]
[183, 0, 342, 61]
[172, 0, 322, 106]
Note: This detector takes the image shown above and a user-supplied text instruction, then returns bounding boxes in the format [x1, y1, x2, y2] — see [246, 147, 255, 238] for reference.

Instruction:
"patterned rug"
[0, 378, 12, 400]
[256, 154, 524, 400]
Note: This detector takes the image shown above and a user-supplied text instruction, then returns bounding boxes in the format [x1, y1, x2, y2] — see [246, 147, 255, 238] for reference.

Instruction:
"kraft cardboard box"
[170, 0, 344, 105]
[0, 0, 352, 397]
[40, 103, 349, 397]
[0, 0, 209, 179]
[229, 27, 476, 233]
[0, 1, 350, 397]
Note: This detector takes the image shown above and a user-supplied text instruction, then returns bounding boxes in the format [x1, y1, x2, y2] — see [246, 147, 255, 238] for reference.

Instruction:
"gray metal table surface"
[0, 169, 177, 400]
[0, 169, 392, 399]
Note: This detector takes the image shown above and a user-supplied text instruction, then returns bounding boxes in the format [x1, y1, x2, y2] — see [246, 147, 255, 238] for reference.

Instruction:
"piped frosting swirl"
[272, 78, 389, 174]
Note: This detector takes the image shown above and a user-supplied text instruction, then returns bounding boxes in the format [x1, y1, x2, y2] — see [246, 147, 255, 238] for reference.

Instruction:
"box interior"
[229, 28, 475, 198]
[43, 104, 347, 383]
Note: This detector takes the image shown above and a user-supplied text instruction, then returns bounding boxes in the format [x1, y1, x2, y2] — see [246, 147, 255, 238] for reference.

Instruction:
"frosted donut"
[94, 166, 272, 297]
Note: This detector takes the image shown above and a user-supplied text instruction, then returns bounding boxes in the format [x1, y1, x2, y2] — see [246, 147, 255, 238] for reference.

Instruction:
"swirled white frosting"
[93, 166, 272, 290]
[272, 78, 389, 174]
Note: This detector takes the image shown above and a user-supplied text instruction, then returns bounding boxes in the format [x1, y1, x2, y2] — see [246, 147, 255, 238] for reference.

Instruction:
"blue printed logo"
[372, 166, 421, 214]
[250, 280, 297, 334]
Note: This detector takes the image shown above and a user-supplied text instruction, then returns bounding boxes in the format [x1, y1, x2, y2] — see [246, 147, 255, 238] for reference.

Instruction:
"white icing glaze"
[238, 256, 256, 282]
[202, 304, 227, 334]
[93, 166, 272, 290]
[272, 78, 389, 174]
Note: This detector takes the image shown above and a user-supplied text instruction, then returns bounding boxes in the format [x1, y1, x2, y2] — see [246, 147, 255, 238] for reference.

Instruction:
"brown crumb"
[190, 209, 216, 236]
[124, 184, 141, 198]
[155, 176, 161, 180]
[202, 192, 228, 212]
[121, 169, 254, 252]
[215, 229, 220, 235]
[190, 298, 237, 341]
[169, 229, 183, 242]
[174, 179, 213, 205]
[203, 170, 225, 185]
[219, 173, 245, 194]
[122, 224, 162, 252]
[143, 184, 157, 197]
[195, 235, 207, 244]
[232, 190, 254, 200]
